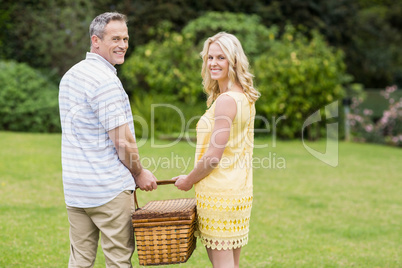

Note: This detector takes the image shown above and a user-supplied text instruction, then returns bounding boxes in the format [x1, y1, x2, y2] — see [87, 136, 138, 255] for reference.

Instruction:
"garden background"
[0, 0, 401, 267]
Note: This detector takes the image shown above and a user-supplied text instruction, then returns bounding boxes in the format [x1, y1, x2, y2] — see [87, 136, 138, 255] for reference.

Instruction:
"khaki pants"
[66, 190, 135, 268]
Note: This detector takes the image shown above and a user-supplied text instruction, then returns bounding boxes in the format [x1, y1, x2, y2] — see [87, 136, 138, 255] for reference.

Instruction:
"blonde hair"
[200, 32, 260, 106]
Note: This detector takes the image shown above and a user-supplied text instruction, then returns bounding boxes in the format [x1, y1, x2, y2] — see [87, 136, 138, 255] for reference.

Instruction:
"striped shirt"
[59, 52, 136, 208]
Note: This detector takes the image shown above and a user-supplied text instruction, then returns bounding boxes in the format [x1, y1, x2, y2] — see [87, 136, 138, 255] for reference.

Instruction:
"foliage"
[116, 0, 264, 50]
[181, 12, 277, 60]
[121, 26, 201, 103]
[0, 0, 96, 76]
[1, 1, 401, 135]
[254, 25, 351, 139]
[121, 12, 277, 103]
[347, 2, 402, 87]
[120, 0, 401, 88]
[348, 85, 402, 147]
[124, 13, 272, 137]
[0, 60, 61, 132]
[123, 12, 352, 138]
[1, 0, 401, 89]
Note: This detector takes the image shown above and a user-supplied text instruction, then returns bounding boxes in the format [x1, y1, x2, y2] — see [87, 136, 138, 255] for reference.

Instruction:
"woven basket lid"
[132, 198, 196, 221]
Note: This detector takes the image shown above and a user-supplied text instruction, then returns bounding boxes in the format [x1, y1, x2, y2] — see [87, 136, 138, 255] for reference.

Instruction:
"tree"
[1, 0, 400, 88]
[0, 0, 95, 76]
[116, 0, 262, 50]
[347, 2, 402, 87]
[254, 25, 351, 138]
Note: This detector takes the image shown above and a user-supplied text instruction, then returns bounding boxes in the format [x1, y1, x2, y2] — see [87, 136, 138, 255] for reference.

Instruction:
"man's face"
[93, 20, 129, 66]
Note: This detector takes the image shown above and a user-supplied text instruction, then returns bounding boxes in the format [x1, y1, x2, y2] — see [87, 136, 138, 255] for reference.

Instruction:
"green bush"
[121, 12, 277, 105]
[0, 60, 60, 132]
[181, 11, 277, 60]
[121, 28, 202, 104]
[254, 25, 352, 139]
[122, 12, 352, 138]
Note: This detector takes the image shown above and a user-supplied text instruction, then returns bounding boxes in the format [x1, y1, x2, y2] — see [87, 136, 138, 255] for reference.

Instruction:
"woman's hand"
[172, 175, 193, 191]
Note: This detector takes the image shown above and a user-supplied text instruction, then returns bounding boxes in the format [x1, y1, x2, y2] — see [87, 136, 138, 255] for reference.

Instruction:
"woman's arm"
[174, 94, 237, 191]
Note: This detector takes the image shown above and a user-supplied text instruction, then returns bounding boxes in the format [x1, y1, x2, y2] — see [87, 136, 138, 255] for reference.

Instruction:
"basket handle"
[155, 179, 176, 186]
[133, 180, 176, 211]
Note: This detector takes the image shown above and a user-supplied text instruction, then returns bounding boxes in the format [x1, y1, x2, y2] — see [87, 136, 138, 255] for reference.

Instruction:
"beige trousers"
[66, 190, 135, 268]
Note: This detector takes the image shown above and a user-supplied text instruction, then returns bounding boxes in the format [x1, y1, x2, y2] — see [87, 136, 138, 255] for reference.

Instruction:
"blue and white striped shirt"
[59, 52, 136, 208]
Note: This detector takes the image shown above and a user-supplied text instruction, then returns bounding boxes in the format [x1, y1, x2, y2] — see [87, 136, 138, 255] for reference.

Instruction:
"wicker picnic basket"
[132, 180, 197, 266]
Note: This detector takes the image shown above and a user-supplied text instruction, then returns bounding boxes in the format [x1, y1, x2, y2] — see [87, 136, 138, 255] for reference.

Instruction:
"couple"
[59, 12, 260, 268]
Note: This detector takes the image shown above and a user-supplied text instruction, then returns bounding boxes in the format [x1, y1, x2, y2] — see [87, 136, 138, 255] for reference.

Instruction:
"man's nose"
[118, 39, 128, 48]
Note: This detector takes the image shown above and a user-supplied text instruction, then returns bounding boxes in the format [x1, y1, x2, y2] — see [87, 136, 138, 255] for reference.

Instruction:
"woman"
[173, 32, 260, 268]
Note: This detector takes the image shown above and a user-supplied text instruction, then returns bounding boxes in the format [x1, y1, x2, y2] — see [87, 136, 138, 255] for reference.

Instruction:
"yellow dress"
[194, 91, 255, 250]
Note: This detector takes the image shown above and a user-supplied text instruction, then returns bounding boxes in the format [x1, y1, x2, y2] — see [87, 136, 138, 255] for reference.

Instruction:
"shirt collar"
[86, 52, 117, 75]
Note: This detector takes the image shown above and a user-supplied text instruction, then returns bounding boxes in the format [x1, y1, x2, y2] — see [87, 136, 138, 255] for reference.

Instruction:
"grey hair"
[89, 12, 127, 40]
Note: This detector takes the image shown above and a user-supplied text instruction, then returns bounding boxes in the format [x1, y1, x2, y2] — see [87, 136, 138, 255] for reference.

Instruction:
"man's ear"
[91, 35, 100, 49]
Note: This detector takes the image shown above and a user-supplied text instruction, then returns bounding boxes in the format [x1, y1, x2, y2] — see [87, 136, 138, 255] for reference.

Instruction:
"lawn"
[0, 131, 401, 267]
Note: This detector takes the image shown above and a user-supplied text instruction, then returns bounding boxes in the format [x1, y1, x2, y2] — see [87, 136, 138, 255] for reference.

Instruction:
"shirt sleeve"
[88, 81, 128, 132]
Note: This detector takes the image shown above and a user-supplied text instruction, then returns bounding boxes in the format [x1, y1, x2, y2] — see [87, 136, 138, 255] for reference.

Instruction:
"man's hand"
[134, 169, 157, 191]
[172, 175, 193, 191]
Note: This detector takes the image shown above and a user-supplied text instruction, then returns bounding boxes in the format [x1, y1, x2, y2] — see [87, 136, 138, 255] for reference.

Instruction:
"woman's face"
[207, 42, 229, 84]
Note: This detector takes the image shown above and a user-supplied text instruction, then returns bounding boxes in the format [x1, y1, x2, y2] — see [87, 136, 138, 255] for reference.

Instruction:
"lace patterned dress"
[194, 91, 255, 250]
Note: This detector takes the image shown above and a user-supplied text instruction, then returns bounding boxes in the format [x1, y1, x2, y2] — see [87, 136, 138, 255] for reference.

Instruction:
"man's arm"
[108, 123, 157, 191]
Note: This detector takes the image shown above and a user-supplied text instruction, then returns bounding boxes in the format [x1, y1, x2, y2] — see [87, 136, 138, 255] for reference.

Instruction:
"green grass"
[0, 131, 401, 267]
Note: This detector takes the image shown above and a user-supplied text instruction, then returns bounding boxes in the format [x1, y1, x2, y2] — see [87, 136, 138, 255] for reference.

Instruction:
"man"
[59, 12, 157, 267]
